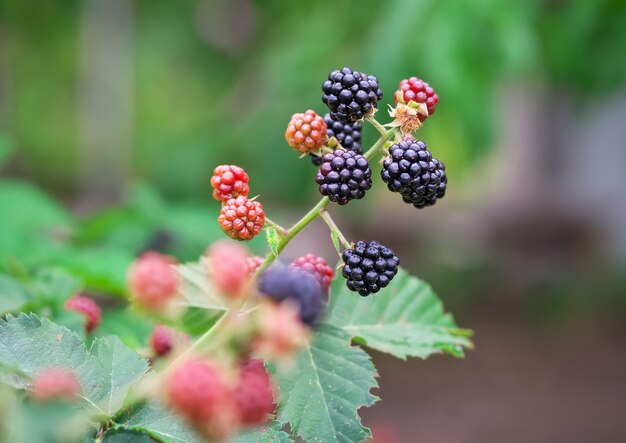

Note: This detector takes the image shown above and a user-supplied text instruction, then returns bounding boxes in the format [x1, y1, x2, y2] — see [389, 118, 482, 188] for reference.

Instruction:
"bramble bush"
[0, 68, 472, 442]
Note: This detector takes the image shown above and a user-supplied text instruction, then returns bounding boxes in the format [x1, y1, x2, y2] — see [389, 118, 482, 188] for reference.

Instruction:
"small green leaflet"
[265, 226, 281, 258]
[326, 267, 473, 360]
[0, 314, 149, 419]
[272, 324, 378, 443]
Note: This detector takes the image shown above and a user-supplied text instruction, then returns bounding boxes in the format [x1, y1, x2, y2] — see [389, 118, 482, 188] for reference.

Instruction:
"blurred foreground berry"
[246, 256, 265, 277]
[150, 325, 188, 357]
[210, 165, 250, 202]
[128, 251, 179, 312]
[30, 368, 80, 403]
[218, 196, 265, 241]
[233, 359, 276, 425]
[64, 295, 101, 334]
[258, 266, 326, 325]
[381, 139, 447, 208]
[316, 149, 372, 205]
[290, 254, 334, 292]
[285, 110, 328, 154]
[342, 241, 399, 296]
[394, 77, 439, 121]
[207, 240, 250, 298]
[322, 67, 383, 122]
[253, 302, 309, 360]
[165, 356, 236, 438]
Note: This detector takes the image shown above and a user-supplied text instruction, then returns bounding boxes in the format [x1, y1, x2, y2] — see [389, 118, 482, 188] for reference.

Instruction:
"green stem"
[363, 126, 397, 160]
[366, 114, 387, 136]
[319, 210, 351, 249]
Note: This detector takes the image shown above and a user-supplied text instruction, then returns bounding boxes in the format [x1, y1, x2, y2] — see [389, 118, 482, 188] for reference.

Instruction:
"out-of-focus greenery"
[1, 0, 625, 203]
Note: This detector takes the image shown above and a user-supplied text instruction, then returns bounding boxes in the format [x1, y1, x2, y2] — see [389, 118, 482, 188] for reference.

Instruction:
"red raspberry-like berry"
[128, 251, 179, 312]
[64, 295, 101, 334]
[218, 196, 265, 241]
[285, 110, 328, 154]
[150, 325, 188, 357]
[253, 302, 309, 360]
[290, 254, 335, 292]
[394, 77, 439, 121]
[210, 165, 250, 202]
[233, 359, 276, 425]
[30, 368, 80, 402]
[246, 256, 265, 277]
[165, 357, 230, 424]
[207, 240, 250, 298]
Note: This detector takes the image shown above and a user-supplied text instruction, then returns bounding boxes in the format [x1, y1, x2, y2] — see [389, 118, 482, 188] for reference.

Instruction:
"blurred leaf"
[330, 231, 341, 254]
[95, 307, 154, 349]
[0, 135, 14, 169]
[0, 275, 31, 315]
[265, 227, 280, 258]
[8, 400, 91, 443]
[230, 422, 293, 442]
[30, 267, 83, 308]
[272, 324, 378, 443]
[102, 429, 156, 443]
[326, 267, 472, 360]
[0, 314, 148, 419]
[114, 401, 204, 443]
[175, 262, 229, 312]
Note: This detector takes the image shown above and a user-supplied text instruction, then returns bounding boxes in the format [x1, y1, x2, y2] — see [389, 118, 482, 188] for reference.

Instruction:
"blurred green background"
[1, 0, 626, 442]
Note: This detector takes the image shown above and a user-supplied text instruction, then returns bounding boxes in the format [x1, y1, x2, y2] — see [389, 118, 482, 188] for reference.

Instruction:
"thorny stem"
[175, 119, 396, 361]
[319, 210, 351, 249]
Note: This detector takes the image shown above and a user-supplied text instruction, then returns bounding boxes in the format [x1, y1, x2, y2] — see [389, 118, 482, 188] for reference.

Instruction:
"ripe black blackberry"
[315, 149, 372, 205]
[322, 67, 383, 122]
[258, 266, 326, 325]
[341, 241, 399, 296]
[381, 139, 447, 209]
[311, 114, 363, 166]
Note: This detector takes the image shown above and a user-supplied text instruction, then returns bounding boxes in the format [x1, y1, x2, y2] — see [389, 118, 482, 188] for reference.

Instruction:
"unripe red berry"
[290, 254, 335, 292]
[128, 252, 179, 312]
[150, 325, 188, 357]
[30, 368, 80, 402]
[394, 77, 439, 121]
[233, 359, 276, 425]
[218, 196, 265, 241]
[165, 357, 230, 424]
[64, 295, 101, 334]
[285, 110, 328, 153]
[210, 165, 250, 202]
[206, 240, 250, 298]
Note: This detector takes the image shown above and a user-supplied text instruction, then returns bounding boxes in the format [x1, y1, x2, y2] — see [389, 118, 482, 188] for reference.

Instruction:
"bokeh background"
[1, 0, 626, 442]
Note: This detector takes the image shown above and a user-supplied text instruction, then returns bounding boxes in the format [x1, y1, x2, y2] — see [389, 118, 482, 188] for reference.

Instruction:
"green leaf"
[175, 262, 229, 311]
[30, 267, 83, 307]
[0, 314, 148, 419]
[265, 227, 280, 258]
[330, 231, 341, 254]
[103, 429, 156, 443]
[272, 324, 378, 443]
[115, 401, 204, 443]
[230, 422, 293, 443]
[0, 134, 14, 169]
[0, 274, 31, 315]
[326, 267, 473, 360]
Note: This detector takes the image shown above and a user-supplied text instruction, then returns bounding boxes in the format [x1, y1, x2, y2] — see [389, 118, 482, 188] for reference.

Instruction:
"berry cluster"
[322, 67, 383, 122]
[210, 165, 250, 202]
[127, 251, 180, 312]
[315, 149, 372, 205]
[64, 295, 101, 334]
[218, 196, 265, 241]
[311, 113, 363, 166]
[381, 139, 447, 208]
[342, 241, 400, 296]
[290, 254, 334, 292]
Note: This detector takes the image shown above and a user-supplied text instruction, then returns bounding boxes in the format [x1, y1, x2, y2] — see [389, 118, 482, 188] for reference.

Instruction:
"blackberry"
[315, 149, 372, 205]
[341, 241, 399, 296]
[258, 266, 326, 325]
[394, 77, 439, 121]
[381, 139, 447, 209]
[311, 114, 363, 166]
[322, 67, 383, 122]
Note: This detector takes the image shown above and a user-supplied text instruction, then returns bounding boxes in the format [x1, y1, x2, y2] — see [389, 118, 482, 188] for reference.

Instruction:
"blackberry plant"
[0, 67, 471, 443]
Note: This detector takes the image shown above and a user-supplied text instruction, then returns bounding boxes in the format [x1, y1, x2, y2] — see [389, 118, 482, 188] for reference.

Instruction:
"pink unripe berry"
[165, 357, 230, 424]
[128, 251, 179, 311]
[207, 240, 250, 299]
[64, 295, 101, 334]
[246, 256, 265, 277]
[150, 325, 188, 357]
[30, 368, 80, 402]
[253, 302, 309, 360]
[233, 359, 276, 425]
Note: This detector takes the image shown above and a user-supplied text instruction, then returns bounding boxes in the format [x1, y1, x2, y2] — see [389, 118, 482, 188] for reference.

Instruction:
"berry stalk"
[319, 210, 351, 249]
[365, 115, 387, 136]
